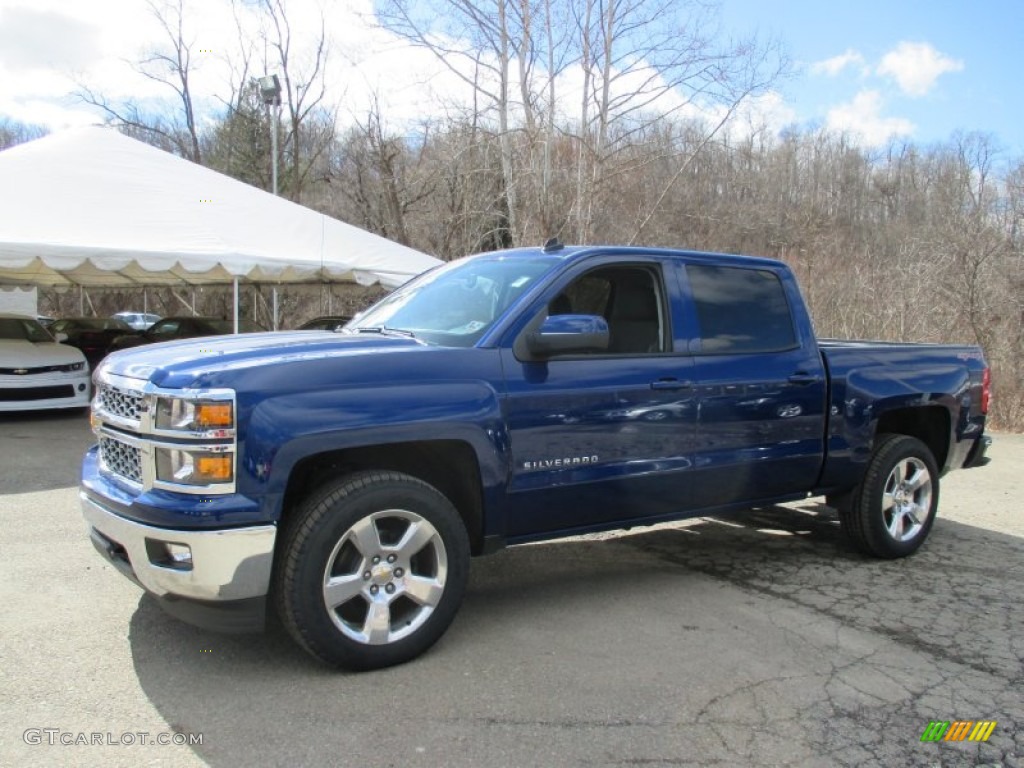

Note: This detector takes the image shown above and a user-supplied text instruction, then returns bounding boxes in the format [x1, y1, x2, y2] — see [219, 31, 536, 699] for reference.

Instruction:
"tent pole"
[233, 278, 239, 334]
[273, 287, 279, 331]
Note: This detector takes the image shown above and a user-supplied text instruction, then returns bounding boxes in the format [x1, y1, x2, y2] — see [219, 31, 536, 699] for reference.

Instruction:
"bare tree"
[570, 0, 788, 242]
[376, 0, 542, 244]
[0, 117, 47, 150]
[78, 0, 202, 162]
[330, 102, 436, 246]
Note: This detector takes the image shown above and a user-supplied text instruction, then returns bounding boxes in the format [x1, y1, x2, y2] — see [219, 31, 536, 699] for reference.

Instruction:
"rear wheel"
[276, 471, 470, 670]
[840, 433, 939, 558]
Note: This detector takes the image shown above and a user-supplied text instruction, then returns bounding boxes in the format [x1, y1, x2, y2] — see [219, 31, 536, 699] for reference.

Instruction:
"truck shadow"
[126, 505, 1023, 766]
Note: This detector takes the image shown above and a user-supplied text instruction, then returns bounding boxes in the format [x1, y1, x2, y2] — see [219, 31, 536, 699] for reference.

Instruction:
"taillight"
[981, 367, 991, 414]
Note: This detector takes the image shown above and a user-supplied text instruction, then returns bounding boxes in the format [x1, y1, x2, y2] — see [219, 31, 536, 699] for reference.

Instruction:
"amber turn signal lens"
[196, 455, 233, 482]
[195, 403, 233, 428]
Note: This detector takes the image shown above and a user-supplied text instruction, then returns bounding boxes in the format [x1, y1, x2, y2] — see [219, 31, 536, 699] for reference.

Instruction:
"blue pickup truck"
[82, 243, 991, 670]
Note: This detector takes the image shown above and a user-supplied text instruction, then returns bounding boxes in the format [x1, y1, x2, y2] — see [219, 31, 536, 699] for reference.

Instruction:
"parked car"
[0, 313, 90, 411]
[297, 315, 353, 331]
[108, 316, 263, 352]
[50, 317, 133, 369]
[112, 312, 161, 331]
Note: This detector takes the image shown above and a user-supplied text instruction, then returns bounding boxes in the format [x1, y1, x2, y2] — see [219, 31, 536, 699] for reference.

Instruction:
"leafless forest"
[1, 0, 1020, 429]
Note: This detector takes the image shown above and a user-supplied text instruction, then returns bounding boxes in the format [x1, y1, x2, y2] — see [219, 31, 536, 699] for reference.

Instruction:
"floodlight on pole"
[258, 74, 282, 106]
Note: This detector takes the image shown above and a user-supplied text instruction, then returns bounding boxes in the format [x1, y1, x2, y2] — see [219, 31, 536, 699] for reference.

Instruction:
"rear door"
[682, 262, 827, 507]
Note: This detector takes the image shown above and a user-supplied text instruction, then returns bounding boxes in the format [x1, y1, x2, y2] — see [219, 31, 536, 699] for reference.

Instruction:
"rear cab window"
[685, 264, 797, 354]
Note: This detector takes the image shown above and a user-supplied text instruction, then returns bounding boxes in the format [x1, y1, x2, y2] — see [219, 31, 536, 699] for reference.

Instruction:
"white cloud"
[877, 41, 963, 97]
[825, 90, 914, 146]
[0, 7, 100, 72]
[811, 49, 865, 77]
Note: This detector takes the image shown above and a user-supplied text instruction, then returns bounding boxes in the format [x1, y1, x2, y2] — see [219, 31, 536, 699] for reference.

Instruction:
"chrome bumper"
[82, 493, 276, 602]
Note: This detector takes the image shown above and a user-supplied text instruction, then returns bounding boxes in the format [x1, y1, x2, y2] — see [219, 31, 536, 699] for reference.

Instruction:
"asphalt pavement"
[1, 410, 1020, 767]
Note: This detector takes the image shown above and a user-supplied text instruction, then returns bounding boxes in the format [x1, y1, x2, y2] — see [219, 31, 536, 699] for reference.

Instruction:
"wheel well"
[875, 407, 950, 469]
[282, 440, 486, 554]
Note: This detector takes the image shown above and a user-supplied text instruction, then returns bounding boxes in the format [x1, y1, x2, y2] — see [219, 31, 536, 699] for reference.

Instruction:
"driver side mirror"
[525, 314, 609, 359]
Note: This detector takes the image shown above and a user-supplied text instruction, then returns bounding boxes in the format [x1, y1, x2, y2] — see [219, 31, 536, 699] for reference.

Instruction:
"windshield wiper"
[351, 325, 416, 339]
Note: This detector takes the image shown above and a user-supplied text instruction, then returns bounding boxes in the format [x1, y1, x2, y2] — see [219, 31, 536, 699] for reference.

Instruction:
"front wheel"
[840, 433, 940, 558]
[275, 471, 470, 670]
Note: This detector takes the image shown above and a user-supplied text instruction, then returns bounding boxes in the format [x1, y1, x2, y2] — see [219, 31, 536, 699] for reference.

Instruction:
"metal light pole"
[258, 74, 282, 196]
[259, 74, 283, 331]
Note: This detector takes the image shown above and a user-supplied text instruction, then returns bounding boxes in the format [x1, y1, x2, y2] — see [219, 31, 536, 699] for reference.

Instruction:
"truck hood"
[98, 331, 426, 388]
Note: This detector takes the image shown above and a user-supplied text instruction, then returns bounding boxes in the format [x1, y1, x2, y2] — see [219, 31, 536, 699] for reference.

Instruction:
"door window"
[552, 266, 667, 354]
[686, 265, 796, 354]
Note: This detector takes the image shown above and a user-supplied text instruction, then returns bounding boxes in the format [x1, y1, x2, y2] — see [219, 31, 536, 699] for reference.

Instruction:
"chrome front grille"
[91, 371, 237, 494]
[0, 365, 68, 375]
[99, 436, 142, 485]
[98, 384, 145, 423]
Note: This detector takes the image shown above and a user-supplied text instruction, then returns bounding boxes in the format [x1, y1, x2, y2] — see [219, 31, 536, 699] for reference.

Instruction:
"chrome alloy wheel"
[881, 457, 933, 542]
[321, 509, 448, 645]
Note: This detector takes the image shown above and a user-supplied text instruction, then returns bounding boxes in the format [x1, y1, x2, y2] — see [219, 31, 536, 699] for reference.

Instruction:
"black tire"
[841, 433, 940, 558]
[275, 470, 470, 670]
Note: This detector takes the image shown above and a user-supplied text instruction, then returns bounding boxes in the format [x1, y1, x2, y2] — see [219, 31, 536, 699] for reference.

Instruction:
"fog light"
[167, 542, 192, 566]
[78, 383, 87, 392]
[146, 539, 193, 570]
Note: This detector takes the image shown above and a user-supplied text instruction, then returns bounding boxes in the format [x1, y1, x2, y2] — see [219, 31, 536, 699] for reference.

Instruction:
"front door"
[499, 263, 698, 539]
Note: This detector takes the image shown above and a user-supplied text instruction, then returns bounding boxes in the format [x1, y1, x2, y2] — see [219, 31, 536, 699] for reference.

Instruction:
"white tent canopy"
[0, 127, 441, 290]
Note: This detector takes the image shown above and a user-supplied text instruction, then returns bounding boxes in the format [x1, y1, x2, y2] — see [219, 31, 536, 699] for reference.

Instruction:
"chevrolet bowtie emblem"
[13, 368, 28, 375]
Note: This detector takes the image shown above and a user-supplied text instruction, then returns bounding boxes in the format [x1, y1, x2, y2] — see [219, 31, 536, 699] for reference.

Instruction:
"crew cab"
[81, 244, 991, 670]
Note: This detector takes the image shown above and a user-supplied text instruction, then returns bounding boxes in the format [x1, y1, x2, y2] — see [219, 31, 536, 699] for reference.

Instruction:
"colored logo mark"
[920, 720, 997, 742]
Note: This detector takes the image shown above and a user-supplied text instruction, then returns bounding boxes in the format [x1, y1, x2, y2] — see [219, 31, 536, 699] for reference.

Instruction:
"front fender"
[240, 381, 509, 521]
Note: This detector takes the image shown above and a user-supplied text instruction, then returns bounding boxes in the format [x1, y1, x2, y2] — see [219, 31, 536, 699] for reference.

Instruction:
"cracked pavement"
[1, 412, 1020, 767]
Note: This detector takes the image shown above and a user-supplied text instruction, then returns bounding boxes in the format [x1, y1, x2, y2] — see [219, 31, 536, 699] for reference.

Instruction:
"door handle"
[788, 372, 821, 385]
[650, 379, 693, 390]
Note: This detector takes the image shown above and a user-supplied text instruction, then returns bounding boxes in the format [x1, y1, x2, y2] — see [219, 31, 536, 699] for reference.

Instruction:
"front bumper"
[82, 492, 276, 631]
[0, 372, 90, 411]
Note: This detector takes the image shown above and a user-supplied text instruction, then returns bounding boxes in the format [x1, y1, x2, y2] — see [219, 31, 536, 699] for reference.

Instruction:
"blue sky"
[719, 0, 1023, 155]
[0, 0, 1020, 159]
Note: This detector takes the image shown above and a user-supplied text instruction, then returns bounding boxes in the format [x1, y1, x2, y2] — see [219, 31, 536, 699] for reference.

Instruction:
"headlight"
[155, 396, 234, 432]
[60, 362, 85, 372]
[155, 447, 233, 485]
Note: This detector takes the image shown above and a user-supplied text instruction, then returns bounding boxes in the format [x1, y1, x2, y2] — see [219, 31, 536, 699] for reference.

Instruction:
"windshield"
[0, 317, 54, 343]
[349, 255, 557, 346]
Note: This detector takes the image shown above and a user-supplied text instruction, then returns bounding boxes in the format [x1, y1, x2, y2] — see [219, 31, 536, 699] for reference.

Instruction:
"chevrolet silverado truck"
[82, 243, 992, 670]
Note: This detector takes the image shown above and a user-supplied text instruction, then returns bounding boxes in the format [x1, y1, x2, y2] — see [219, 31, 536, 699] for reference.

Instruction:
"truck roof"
[473, 243, 786, 271]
